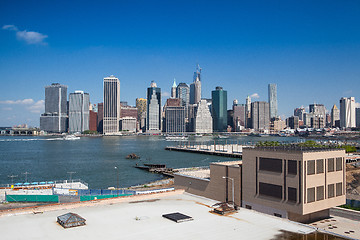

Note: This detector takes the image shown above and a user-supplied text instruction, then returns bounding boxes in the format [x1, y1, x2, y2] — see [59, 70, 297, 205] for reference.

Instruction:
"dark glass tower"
[211, 86, 227, 132]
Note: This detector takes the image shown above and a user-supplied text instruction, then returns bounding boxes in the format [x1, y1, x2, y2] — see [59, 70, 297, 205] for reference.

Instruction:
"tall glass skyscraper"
[268, 83, 278, 119]
[40, 83, 68, 133]
[103, 76, 120, 134]
[147, 81, 161, 132]
[211, 86, 227, 132]
[69, 91, 90, 133]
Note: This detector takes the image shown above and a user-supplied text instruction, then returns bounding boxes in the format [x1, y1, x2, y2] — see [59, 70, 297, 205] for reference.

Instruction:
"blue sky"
[1, 0, 360, 127]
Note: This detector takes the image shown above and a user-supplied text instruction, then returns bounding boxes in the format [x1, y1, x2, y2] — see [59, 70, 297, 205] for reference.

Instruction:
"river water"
[0, 135, 301, 188]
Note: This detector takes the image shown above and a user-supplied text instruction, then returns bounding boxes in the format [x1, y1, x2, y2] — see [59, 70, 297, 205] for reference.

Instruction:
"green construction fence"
[6, 194, 59, 203]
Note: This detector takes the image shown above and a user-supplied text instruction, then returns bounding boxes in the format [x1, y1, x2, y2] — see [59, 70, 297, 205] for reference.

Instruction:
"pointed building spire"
[172, 78, 177, 88]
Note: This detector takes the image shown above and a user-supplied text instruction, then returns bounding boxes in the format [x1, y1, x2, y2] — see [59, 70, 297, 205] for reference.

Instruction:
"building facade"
[251, 101, 270, 131]
[287, 116, 299, 130]
[340, 97, 356, 128]
[97, 103, 103, 133]
[268, 83, 278, 119]
[294, 107, 305, 121]
[103, 76, 120, 134]
[171, 78, 177, 99]
[194, 100, 213, 133]
[136, 98, 147, 131]
[245, 96, 252, 128]
[120, 117, 137, 132]
[233, 100, 245, 131]
[242, 147, 346, 222]
[68, 91, 90, 133]
[190, 65, 201, 105]
[165, 106, 185, 133]
[146, 81, 161, 133]
[40, 83, 68, 133]
[212, 86, 227, 132]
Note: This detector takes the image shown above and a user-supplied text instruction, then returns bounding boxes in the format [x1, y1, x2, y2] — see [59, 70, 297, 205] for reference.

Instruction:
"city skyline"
[1, 1, 360, 126]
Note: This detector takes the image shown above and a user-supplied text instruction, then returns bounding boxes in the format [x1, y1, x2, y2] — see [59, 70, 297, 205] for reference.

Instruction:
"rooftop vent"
[57, 212, 86, 228]
[162, 212, 193, 223]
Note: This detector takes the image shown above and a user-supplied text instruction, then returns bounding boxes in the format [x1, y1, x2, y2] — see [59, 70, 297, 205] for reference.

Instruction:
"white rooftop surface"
[178, 169, 211, 179]
[0, 192, 315, 240]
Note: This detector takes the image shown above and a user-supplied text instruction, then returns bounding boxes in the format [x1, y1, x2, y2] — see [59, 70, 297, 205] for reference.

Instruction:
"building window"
[288, 160, 297, 175]
[274, 213, 282, 218]
[307, 160, 315, 175]
[328, 184, 335, 198]
[328, 158, 334, 172]
[259, 182, 282, 199]
[307, 188, 315, 203]
[316, 186, 324, 201]
[259, 157, 282, 173]
[336, 158, 343, 171]
[316, 159, 324, 174]
[336, 182, 342, 196]
[288, 187, 297, 202]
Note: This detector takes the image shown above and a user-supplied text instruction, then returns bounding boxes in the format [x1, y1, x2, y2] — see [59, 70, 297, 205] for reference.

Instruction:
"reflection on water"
[273, 230, 347, 240]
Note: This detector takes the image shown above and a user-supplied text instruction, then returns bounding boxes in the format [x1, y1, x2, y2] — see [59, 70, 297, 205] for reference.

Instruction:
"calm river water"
[0, 135, 301, 188]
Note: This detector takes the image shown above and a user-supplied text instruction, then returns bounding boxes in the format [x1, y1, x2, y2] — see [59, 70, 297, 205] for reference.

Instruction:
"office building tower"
[120, 106, 138, 119]
[89, 110, 97, 132]
[171, 78, 177, 98]
[212, 86, 227, 132]
[268, 83, 278, 119]
[251, 101, 270, 131]
[147, 81, 161, 132]
[194, 99, 213, 133]
[68, 91, 90, 133]
[40, 83, 68, 133]
[190, 64, 201, 104]
[233, 100, 245, 131]
[356, 108, 360, 128]
[294, 107, 305, 121]
[287, 116, 299, 129]
[245, 96, 252, 128]
[270, 119, 286, 133]
[309, 104, 326, 118]
[307, 104, 326, 128]
[103, 76, 120, 134]
[97, 103, 103, 133]
[340, 97, 356, 128]
[176, 83, 190, 108]
[136, 98, 147, 131]
[120, 117, 137, 132]
[164, 98, 185, 133]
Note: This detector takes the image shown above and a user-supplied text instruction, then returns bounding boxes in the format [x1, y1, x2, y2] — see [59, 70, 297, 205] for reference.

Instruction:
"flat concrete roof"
[0, 191, 315, 240]
[177, 169, 211, 179]
[211, 160, 242, 166]
[246, 146, 345, 153]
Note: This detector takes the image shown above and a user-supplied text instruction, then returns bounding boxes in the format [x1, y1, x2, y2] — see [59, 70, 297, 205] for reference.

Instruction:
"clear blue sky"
[1, 0, 360, 127]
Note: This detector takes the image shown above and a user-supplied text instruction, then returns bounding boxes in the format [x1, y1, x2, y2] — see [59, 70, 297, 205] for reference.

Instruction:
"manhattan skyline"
[1, 1, 360, 127]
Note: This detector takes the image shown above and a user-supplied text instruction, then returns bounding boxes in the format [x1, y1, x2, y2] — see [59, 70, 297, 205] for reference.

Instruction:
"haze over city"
[1, 0, 360, 127]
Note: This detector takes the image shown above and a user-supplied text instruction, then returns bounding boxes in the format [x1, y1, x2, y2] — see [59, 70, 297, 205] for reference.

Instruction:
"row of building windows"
[258, 157, 343, 176]
[307, 158, 343, 175]
[307, 183, 342, 203]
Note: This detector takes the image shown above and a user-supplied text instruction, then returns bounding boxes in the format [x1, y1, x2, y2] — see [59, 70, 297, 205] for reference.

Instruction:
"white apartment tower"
[194, 100, 213, 133]
[340, 97, 356, 128]
[103, 76, 120, 134]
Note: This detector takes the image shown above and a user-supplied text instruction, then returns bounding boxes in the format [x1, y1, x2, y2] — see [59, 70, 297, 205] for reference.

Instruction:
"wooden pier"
[165, 142, 248, 158]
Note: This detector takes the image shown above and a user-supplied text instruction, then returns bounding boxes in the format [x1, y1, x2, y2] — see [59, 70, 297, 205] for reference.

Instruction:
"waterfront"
[0, 135, 308, 189]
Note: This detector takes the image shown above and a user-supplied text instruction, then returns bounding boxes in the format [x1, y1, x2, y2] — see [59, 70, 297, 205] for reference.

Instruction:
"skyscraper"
[340, 97, 356, 128]
[164, 98, 185, 133]
[103, 76, 120, 134]
[194, 99, 213, 133]
[97, 103, 103, 133]
[331, 105, 340, 127]
[212, 86, 227, 132]
[251, 101, 270, 131]
[136, 98, 147, 131]
[190, 64, 201, 105]
[232, 100, 245, 131]
[268, 83, 278, 119]
[294, 107, 305, 121]
[176, 83, 190, 107]
[147, 81, 161, 132]
[68, 91, 90, 133]
[171, 78, 177, 99]
[245, 96, 251, 128]
[356, 108, 360, 128]
[40, 83, 68, 133]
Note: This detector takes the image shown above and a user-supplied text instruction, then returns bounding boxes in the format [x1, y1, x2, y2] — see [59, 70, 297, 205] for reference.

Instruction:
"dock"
[165, 142, 249, 158]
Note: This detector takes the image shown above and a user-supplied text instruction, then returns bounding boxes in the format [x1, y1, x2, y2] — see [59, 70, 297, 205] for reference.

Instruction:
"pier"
[165, 141, 250, 158]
